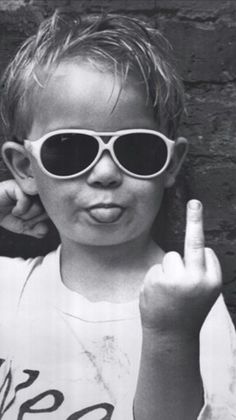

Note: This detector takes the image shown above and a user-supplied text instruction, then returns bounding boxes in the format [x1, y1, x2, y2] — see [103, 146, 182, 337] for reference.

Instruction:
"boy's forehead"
[29, 62, 156, 136]
[35, 61, 148, 106]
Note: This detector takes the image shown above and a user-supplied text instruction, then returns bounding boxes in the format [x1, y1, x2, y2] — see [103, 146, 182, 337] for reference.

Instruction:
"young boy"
[0, 11, 235, 420]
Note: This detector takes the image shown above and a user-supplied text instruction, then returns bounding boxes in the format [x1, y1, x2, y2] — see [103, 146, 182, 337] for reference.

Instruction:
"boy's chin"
[60, 230, 142, 248]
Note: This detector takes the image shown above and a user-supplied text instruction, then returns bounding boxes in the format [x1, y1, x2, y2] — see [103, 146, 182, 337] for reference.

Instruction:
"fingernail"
[188, 200, 201, 210]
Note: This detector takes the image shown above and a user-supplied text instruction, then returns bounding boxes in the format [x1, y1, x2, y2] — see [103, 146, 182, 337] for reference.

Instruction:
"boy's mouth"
[87, 204, 124, 223]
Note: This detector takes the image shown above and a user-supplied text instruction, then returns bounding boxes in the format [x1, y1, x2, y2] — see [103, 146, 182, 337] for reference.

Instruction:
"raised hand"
[140, 199, 222, 338]
[0, 179, 49, 238]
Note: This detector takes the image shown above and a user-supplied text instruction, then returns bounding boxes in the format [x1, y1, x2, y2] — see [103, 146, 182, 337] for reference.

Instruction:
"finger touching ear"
[1, 142, 38, 196]
[165, 137, 188, 188]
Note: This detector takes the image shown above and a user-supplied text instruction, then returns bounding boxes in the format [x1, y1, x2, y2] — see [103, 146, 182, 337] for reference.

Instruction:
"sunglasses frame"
[22, 128, 175, 180]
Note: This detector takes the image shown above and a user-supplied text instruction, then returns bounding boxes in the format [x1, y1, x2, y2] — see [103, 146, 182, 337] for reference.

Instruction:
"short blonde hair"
[0, 11, 184, 142]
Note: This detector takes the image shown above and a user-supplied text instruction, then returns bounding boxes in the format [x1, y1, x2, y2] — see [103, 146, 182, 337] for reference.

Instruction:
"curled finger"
[204, 247, 222, 289]
[22, 220, 49, 238]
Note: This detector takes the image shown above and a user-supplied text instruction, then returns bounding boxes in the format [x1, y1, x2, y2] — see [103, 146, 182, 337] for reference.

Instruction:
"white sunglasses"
[3, 128, 176, 180]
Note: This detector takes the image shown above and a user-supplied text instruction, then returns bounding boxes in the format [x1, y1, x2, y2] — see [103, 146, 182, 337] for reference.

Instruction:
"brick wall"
[0, 0, 236, 324]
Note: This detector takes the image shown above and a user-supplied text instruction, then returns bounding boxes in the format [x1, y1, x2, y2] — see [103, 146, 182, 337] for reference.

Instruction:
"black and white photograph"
[0, 1, 235, 419]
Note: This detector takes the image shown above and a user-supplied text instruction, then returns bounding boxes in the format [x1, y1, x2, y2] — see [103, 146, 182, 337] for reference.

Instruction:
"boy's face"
[26, 62, 168, 247]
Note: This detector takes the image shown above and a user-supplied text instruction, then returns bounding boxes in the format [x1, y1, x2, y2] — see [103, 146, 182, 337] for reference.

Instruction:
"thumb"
[140, 264, 163, 294]
[11, 185, 32, 216]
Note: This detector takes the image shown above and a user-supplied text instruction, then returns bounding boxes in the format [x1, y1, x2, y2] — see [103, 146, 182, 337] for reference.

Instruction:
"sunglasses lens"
[114, 133, 168, 176]
[41, 133, 99, 176]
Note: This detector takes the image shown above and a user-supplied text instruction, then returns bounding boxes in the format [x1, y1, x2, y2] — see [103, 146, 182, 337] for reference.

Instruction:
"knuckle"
[205, 247, 214, 256]
[148, 264, 161, 276]
[186, 236, 204, 250]
[144, 264, 163, 286]
[205, 247, 218, 261]
[207, 272, 222, 288]
[164, 251, 180, 259]
[163, 251, 182, 267]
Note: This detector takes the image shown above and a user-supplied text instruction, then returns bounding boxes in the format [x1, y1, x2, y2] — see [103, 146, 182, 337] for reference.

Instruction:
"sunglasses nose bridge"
[97, 135, 116, 157]
[100, 135, 111, 143]
[90, 136, 123, 176]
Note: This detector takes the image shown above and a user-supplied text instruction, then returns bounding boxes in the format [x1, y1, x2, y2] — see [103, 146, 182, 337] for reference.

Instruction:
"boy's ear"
[2, 142, 38, 195]
[165, 137, 188, 188]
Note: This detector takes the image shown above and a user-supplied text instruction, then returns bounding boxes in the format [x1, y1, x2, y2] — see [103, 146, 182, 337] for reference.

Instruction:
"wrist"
[142, 327, 200, 355]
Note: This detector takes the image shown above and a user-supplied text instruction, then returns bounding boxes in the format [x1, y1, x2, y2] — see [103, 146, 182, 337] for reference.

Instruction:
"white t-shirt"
[0, 247, 235, 419]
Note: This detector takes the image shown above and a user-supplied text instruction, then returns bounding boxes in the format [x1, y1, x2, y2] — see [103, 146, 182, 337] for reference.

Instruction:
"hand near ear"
[0, 179, 49, 238]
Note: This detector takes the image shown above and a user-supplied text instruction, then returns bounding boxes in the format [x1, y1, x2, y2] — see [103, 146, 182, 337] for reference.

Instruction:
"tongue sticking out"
[89, 207, 123, 223]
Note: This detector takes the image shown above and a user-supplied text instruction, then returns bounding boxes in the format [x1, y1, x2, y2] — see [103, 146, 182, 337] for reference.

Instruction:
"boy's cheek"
[32, 170, 166, 223]
[29, 173, 64, 215]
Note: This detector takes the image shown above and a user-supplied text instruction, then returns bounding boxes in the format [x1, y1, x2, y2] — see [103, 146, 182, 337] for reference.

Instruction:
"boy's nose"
[87, 152, 123, 188]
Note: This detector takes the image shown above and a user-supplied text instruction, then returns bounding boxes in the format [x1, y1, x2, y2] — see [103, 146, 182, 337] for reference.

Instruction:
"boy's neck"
[60, 235, 164, 303]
